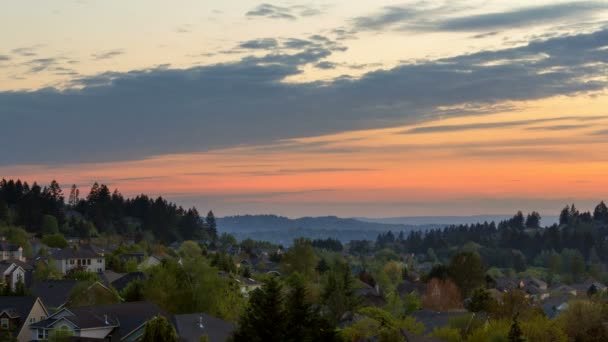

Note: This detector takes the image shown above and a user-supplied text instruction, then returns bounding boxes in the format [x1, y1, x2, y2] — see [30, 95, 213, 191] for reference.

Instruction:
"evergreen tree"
[233, 278, 286, 342]
[593, 201, 608, 223]
[508, 314, 525, 342]
[205, 211, 217, 239]
[525, 211, 541, 228]
[284, 281, 337, 342]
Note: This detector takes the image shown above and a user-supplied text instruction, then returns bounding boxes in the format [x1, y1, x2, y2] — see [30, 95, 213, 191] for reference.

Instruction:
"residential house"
[0, 296, 48, 342]
[173, 313, 235, 342]
[29, 301, 168, 341]
[111, 272, 145, 293]
[138, 255, 163, 270]
[31, 280, 118, 312]
[541, 296, 570, 319]
[522, 276, 548, 291]
[237, 277, 262, 296]
[51, 245, 105, 275]
[0, 242, 25, 262]
[0, 262, 25, 292]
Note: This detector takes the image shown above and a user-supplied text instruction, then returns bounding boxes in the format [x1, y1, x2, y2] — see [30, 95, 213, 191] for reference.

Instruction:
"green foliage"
[66, 281, 121, 307]
[428, 327, 462, 342]
[143, 257, 245, 321]
[466, 319, 510, 342]
[65, 270, 101, 282]
[281, 238, 319, 278]
[142, 315, 178, 342]
[508, 314, 525, 342]
[120, 279, 145, 302]
[321, 261, 359, 324]
[48, 329, 72, 342]
[179, 240, 203, 259]
[555, 300, 608, 341]
[233, 278, 286, 342]
[520, 315, 566, 342]
[42, 214, 59, 234]
[448, 252, 485, 298]
[34, 259, 61, 281]
[467, 288, 496, 313]
[41, 233, 69, 248]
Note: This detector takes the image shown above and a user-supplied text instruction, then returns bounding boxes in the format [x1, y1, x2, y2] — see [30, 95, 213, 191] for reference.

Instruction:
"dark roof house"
[173, 313, 235, 342]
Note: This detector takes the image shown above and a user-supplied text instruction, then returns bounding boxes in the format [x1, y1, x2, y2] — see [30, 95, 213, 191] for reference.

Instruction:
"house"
[550, 284, 577, 297]
[0, 296, 48, 342]
[31, 280, 118, 312]
[494, 277, 521, 292]
[51, 245, 105, 275]
[0, 262, 25, 292]
[0, 242, 25, 262]
[29, 301, 168, 341]
[541, 296, 570, 319]
[522, 276, 548, 291]
[138, 255, 163, 270]
[237, 278, 262, 296]
[111, 272, 145, 293]
[397, 280, 427, 297]
[173, 313, 235, 342]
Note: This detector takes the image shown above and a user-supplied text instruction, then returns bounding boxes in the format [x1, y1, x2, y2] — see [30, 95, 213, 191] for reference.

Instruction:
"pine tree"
[233, 278, 286, 342]
[205, 211, 217, 239]
[508, 314, 526, 342]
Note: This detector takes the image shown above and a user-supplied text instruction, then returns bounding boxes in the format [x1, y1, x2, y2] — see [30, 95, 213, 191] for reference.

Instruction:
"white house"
[0, 262, 25, 292]
[51, 245, 105, 275]
[0, 242, 25, 262]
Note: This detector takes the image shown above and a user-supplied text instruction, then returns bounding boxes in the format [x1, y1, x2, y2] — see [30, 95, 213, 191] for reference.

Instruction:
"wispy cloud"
[91, 49, 124, 60]
[246, 3, 323, 20]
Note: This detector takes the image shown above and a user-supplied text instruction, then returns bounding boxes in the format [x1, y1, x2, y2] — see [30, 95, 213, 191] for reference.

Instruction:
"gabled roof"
[31, 280, 79, 310]
[0, 296, 46, 336]
[173, 313, 235, 342]
[51, 245, 103, 259]
[0, 242, 20, 252]
[111, 272, 145, 292]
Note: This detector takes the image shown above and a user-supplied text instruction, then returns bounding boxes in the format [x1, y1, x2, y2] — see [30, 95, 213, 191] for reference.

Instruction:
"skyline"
[2, 1, 608, 217]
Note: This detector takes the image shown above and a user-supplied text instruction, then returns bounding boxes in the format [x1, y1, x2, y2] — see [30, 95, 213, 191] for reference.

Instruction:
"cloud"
[24, 58, 58, 73]
[91, 49, 124, 60]
[11, 46, 39, 57]
[1, 29, 607, 165]
[0, 55, 10, 61]
[353, 1, 608, 32]
[239, 38, 279, 50]
[403, 116, 604, 134]
[315, 61, 337, 69]
[525, 124, 592, 131]
[246, 3, 323, 20]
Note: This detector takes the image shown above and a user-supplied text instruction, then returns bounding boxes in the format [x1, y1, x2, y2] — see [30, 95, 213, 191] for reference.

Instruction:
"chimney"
[198, 315, 204, 329]
[104, 314, 109, 325]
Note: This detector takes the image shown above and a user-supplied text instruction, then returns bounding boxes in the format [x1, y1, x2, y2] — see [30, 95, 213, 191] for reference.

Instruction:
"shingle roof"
[0, 296, 40, 336]
[173, 313, 235, 342]
[111, 272, 145, 292]
[0, 242, 20, 252]
[51, 245, 102, 259]
[31, 280, 79, 310]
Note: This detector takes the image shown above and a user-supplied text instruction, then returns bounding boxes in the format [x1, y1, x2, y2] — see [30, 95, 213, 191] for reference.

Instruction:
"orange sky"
[2, 93, 607, 217]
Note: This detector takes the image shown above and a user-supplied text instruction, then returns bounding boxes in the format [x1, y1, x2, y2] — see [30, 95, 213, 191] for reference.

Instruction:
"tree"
[281, 238, 319, 278]
[508, 314, 525, 342]
[42, 233, 68, 248]
[422, 278, 462, 311]
[559, 206, 570, 225]
[233, 278, 286, 342]
[41, 214, 59, 234]
[467, 288, 496, 313]
[121, 279, 145, 302]
[321, 262, 359, 324]
[205, 211, 217, 239]
[142, 315, 178, 342]
[593, 201, 608, 223]
[556, 300, 608, 341]
[0, 199, 8, 223]
[525, 211, 541, 228]
[179, 241, 202, 259]
[448, 252, 485, 298]
[68, 184, 80, 207]
[284, 281, 338, 342]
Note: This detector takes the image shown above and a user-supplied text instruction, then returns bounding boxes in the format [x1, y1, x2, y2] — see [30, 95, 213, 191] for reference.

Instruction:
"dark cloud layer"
[353, 1, 608, 32]
[1, 29, 607, 165]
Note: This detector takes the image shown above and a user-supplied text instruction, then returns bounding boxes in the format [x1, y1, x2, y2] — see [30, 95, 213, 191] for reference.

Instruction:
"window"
[98, 258, 103, 263]
[1, 318, 9, 329]
[40, 316, 46, 321]
[87, 259, 91, 265]
[37, 329, 48, 339]
[70, 259, 75, 265]
[29, 317, 35, 323]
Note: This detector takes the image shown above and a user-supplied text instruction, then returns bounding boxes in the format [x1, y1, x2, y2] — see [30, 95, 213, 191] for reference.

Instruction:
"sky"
[1, 0, 608, 218]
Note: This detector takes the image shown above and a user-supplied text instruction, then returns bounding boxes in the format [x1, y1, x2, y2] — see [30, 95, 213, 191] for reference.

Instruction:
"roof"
[0, 296, 42, 336]
[409, 310, 469, 333]
[101, 270, 125, 285]
[33, 301, 168, 339]
[31, 279, 79, 309]
[0, 242, 20, 252]
[111, 272, 145, 292]
[173, 313, 235, 342]
[52, 245, 103, 259]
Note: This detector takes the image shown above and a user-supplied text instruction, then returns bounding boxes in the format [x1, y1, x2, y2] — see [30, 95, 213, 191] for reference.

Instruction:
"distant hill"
[217, 215, 440, 245]
[356, 215, 560, 226]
